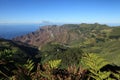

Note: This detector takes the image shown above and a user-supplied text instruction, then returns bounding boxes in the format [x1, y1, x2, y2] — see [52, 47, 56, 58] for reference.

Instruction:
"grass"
[99, 40, 120, 66]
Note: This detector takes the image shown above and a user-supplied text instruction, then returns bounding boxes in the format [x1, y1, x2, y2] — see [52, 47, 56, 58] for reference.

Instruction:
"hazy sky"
[0, 0, 120, 24]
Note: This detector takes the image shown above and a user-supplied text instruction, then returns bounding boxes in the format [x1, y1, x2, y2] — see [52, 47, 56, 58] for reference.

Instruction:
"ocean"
[0, 24, 41, 39]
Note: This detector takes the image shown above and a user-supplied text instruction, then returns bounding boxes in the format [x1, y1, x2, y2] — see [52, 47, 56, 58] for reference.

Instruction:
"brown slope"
[13, 25, 81, 48]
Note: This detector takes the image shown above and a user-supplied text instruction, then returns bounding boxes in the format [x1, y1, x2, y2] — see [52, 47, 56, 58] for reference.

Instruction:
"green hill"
[13, 23, 120, 66]
[1, 23, 120, 80]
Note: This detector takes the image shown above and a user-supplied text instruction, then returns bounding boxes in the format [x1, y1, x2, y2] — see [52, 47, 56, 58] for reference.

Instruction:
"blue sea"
[0, 24, 42, 39]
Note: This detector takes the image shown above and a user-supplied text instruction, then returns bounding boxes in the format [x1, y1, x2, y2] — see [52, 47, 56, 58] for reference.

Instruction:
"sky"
[0, 0, 120, 24]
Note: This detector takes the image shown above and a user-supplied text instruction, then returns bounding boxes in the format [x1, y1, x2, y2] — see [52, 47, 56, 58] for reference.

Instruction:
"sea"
[0, 24, 42, 39]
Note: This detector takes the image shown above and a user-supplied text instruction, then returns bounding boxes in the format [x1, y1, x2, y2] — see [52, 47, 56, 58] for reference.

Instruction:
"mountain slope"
[13, 23, 111, 48]
[13, 23, 120, 66]
[0, 38, 40, 63]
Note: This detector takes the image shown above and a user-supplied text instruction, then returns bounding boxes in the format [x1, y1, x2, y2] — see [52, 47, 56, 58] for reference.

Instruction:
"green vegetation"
[0, 23, 120, 79]
[40, 43, 83, 68]
[109, 27, 120, 39]
[81, 53, 111, 80]
[48, 59, 61, 69]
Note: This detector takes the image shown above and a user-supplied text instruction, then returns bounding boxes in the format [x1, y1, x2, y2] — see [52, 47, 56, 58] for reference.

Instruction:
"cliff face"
[13, 25, 82, 47]
[13, 23, 111, 48]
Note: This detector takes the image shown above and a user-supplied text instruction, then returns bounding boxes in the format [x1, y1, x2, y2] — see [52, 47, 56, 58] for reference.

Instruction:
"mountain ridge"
[13, 23, 112, 48]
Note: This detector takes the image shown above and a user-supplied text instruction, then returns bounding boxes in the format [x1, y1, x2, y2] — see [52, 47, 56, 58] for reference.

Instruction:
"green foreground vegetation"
[0, 23, 120, 80]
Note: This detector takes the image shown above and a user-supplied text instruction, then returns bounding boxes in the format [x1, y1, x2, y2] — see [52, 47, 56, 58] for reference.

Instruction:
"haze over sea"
[0, 24, 41, 39]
